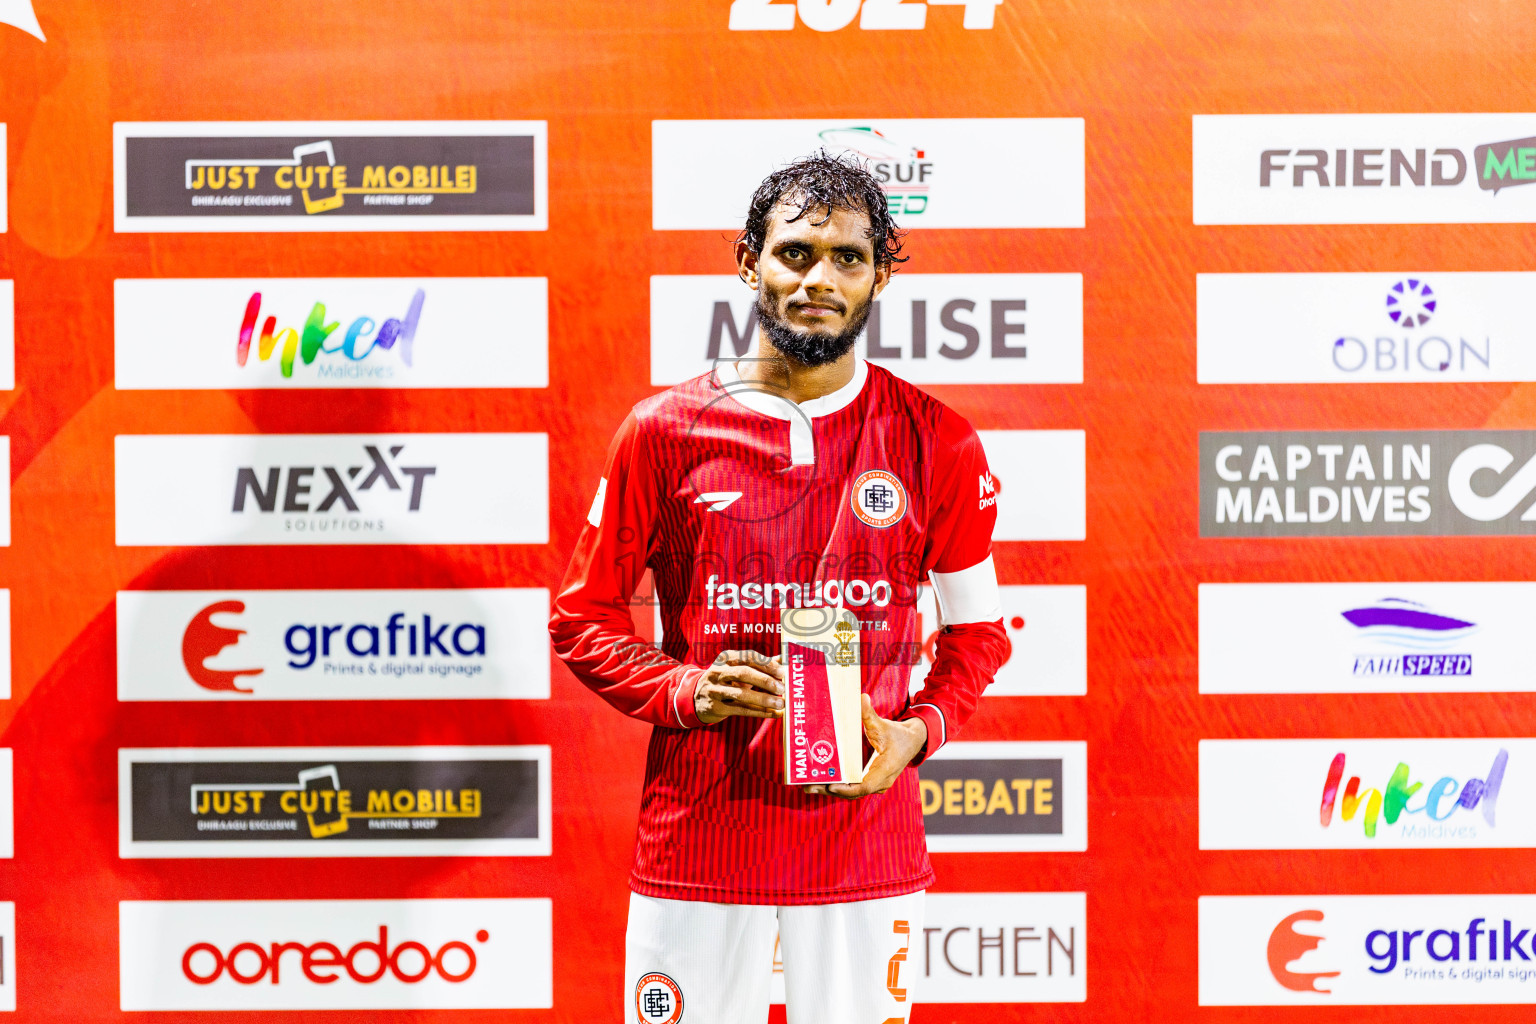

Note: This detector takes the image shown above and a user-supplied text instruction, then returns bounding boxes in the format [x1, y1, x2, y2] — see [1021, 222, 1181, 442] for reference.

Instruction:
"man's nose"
[801, 255, 837, 293]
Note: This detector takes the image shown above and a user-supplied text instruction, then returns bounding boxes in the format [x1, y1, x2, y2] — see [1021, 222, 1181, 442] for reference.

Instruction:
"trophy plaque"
[781, 606, 864, 786]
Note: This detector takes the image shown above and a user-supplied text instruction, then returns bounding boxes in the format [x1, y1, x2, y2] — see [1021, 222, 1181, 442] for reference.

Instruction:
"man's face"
[738, 200, 890, 367]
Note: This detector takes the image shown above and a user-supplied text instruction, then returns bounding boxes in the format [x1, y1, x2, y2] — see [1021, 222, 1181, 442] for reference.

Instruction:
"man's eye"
[783, 248, 804, 260]
[839, 253, 861, 264]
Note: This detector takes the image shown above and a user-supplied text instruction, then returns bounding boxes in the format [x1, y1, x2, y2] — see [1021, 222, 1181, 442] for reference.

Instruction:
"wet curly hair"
[738, 151, 908, 270]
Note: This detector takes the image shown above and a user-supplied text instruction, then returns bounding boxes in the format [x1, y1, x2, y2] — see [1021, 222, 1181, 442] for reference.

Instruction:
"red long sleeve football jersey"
[550, 358, 1008, 905]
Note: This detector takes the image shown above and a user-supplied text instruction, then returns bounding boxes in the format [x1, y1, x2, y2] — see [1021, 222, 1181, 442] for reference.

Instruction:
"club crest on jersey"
[635, 972, 684, 1024]
[851, 470, 907, 529]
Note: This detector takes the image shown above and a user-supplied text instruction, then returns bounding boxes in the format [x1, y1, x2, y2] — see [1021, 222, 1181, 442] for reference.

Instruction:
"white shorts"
[625, 890, 923, 1024]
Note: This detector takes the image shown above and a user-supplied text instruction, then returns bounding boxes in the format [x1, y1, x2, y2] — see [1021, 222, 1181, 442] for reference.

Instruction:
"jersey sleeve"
[549, 410, 708, 729]
[902, 408, 1009, 762]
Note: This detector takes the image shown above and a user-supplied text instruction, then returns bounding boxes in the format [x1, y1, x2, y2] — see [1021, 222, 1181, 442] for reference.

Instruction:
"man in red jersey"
[550, 154, 1009, 1024]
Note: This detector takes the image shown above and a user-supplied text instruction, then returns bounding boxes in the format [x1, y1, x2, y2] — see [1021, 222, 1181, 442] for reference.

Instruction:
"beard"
[755, 281, 875, 368]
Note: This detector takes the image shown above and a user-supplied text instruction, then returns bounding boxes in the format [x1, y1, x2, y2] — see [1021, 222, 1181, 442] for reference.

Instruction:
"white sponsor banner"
[114, 433, 547, 546]
[117, 589, 550, 701]
[0, 125, 6, 232]
[911, 584, 1086, 696]
[120, 898, 552, 1010]
[1200, 738, 1531, 850]
[771, 891, 1085, 1004]
[0, 902, 12, 1011]
[0, 281, 13, 389]
[729, 0, 1007, 31]
[654, 119, 1085, 230]
[977, 430, 1085, 541]
[0, 440, 10, 546]
[649, 274, 1082, 387]
[0, 591, 9, 700]
[114, 121, 548, 233]
[115, 278, 547, 390]
[1201, 894, 1536, 1005]
[1194, 113, 1536, 225]
[119, 746, 550, 859]
[0, 752, 11, 858]
[1198, 273, 1536, 384]
[922, 742, 1088, 853]
[1200, 581, 1536, 694]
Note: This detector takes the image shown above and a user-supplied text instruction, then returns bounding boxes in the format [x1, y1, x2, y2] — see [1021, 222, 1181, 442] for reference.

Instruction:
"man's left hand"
[806, 694, 928, 800]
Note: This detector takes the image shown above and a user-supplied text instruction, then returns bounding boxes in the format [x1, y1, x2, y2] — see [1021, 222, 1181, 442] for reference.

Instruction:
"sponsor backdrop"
[0, 1, 1531, 1022]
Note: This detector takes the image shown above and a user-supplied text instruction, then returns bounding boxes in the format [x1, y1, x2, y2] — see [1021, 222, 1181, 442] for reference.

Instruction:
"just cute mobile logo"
[236, 289, 423, 380]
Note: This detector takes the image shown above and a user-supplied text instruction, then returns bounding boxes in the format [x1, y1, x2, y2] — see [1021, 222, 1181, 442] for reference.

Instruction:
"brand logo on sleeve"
[978, 471, 999, 509]
[693, 491, 743, 512]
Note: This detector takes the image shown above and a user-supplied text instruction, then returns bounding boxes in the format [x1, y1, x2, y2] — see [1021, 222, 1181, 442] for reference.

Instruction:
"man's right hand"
[694, 649, 785, 724]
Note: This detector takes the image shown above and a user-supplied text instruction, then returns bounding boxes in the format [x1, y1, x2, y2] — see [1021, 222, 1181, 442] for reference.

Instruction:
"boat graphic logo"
[1341, 598, 1478, 650]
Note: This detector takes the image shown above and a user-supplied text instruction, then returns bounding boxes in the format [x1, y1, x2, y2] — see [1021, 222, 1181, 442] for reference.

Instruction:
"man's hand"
[807, 694, 928, 799]
[694, 649, 785, 724]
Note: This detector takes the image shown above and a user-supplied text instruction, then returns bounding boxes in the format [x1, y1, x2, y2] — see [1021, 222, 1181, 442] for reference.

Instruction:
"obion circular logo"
[1386, 278, 1436, 328]
[635, 972, 683, 1023]
[851, 470, 907, 528]
[810, 740, 835, 765]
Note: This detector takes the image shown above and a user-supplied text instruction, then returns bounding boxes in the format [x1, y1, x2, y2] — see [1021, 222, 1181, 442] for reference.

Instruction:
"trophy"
[781, 606, 864, 785]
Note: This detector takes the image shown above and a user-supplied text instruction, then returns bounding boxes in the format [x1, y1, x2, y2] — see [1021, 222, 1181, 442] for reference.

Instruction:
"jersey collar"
[714, 356, 869, 422]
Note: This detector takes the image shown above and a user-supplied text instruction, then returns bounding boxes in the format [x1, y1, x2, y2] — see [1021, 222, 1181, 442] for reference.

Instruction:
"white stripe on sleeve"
[587, 477, 608, 528]
[928, 554, 1002, 625]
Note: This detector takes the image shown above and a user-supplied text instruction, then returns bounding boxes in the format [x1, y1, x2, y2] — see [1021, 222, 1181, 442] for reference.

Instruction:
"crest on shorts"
[851, 469, 907, 528]
[635, 972, 684, 1023]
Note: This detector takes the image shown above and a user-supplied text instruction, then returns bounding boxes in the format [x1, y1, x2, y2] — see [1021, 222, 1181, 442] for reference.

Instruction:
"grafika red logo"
[182, 601, 264, 692]
[181, 925, 487, 985]
[1267, 911, 1339, 994]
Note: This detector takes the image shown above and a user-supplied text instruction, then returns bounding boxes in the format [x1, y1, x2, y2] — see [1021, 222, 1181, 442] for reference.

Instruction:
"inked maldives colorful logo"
[1319, 748, 1507, 838]
[236, 289, 424, 379]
